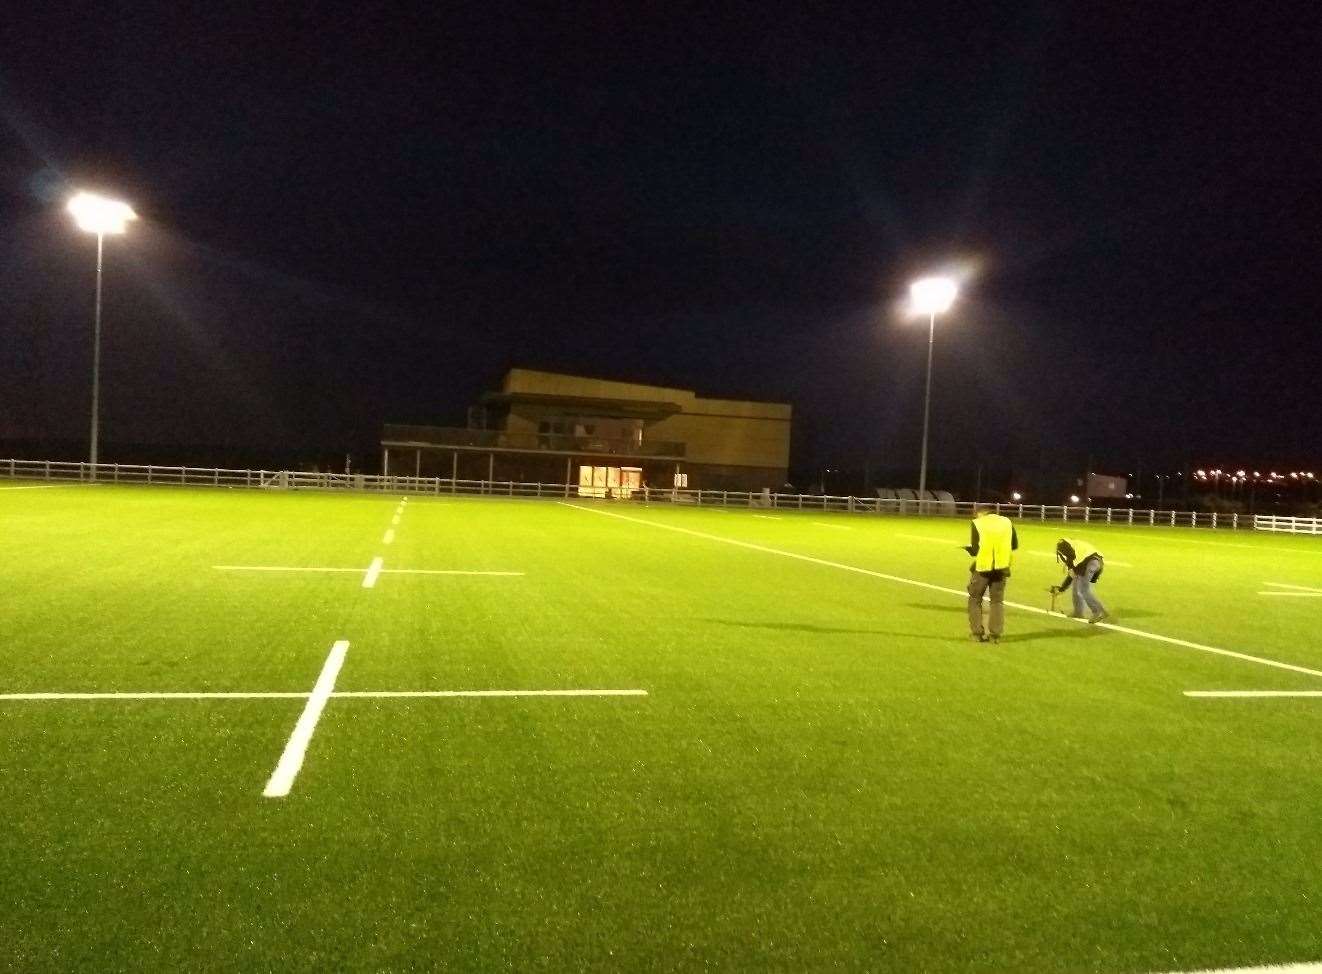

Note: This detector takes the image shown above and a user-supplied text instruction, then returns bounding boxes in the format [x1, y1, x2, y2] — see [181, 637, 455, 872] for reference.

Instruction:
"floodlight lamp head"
[909, 276, 958, 316]
[67, 191, 137, 236]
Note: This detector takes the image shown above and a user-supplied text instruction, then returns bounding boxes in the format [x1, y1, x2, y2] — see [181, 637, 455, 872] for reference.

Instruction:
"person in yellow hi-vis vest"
[963, 504, 1019, 643]
[1052, 538, 1109, 623]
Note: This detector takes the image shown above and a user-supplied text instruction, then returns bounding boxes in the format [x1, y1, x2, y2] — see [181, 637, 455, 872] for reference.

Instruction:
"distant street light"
[67, 191, 137, 470]
[908, 276, 959, 509]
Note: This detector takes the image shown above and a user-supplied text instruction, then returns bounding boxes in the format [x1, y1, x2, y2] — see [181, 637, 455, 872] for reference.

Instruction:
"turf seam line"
[262, 639, 348, 798]
[560, 503, 1322, 682]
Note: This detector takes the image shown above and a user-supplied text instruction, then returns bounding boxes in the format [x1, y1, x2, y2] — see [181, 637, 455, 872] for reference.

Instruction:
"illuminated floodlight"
[67, 191, 137, 236]
[909, 276, 959, 316]
[1011, 491, 1022, 502]
[1069, 494, 1081, 504]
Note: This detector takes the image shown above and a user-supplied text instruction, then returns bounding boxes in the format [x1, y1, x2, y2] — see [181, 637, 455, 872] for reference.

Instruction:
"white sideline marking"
[812, 522, 851, 530]
[0, 484, 69, 490]
[0, 688, 646, 702]
[1263, 581, 1322, 594]
[752, 514, 782, 519]
[262, 640, 348, 798]
[0, 691, 309, 700]
[362, 557, 384, 588]
[560, 503, 1322, 681]
[383, 528, 395, 545]
[1153, 962, 1322, 973]
[1257, 592, 1322, 598]
[1185, 691, 1322, 699]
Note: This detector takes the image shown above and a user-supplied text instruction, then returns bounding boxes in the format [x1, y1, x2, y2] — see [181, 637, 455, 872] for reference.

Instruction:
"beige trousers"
[967, 571, 1007, 637]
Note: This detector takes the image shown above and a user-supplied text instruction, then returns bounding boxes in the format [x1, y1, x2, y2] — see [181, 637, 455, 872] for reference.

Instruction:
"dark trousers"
[967, 571, 1007, 636]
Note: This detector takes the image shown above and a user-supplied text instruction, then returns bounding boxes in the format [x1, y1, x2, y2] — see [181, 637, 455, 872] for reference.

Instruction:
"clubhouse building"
[382, 368, 791, 493]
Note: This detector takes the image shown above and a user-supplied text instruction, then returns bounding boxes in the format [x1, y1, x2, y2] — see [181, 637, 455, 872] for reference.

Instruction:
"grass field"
[3, 483, 1322, 973]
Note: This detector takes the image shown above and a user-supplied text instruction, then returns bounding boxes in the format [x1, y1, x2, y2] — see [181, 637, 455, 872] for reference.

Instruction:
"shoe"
[989, 635, 1001, 644]
[1088, 611, 1109, 625]
[971, 633, 989, 643]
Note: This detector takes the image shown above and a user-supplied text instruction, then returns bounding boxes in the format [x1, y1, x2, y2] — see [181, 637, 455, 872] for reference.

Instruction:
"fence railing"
[1253, 514, 1322, 535]
[0, 457, 1262, 530]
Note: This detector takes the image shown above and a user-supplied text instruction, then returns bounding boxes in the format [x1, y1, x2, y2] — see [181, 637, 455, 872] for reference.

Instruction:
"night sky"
[2, 3, 1320, 481]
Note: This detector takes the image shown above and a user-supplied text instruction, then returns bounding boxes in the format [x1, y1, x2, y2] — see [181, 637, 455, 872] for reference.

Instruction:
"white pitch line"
[0, 691, 310, 701]
[0, 484, 69, 490]
[262, 639, 349, 798]
[751, 514, 782, 519]
[560, 503, 1322, 681]
[1263, 581, 1322, 594]
[1153, 962, 1322, 973]
[1185, 690, 1322, 698]
[383, 528, 395, 545]
[812, 522, 851, 530]
[1257, 592, 1322, 598]
[0, 688, 646, 702]
[362, 556, 384, 588]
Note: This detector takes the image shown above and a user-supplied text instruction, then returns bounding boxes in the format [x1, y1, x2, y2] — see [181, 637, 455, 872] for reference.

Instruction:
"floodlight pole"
[917, 310, 936, 510]
[90, 232, 105, 473]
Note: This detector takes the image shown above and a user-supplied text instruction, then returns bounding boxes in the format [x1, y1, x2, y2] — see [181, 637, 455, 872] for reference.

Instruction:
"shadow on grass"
[707, 619, 955, 641]
[996, 627, 1111, 644]
[904, 602, 967, 614]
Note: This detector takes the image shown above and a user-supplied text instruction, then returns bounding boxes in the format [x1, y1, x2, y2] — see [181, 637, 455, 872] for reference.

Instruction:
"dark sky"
[2, 2, 1320, 476]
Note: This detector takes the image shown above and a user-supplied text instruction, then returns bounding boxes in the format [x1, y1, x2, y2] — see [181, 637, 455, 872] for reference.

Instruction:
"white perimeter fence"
[9, 457, 1313, 533]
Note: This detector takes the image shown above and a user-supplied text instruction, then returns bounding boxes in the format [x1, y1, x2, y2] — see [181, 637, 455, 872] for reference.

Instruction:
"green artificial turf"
[2, 483, 1321, 972]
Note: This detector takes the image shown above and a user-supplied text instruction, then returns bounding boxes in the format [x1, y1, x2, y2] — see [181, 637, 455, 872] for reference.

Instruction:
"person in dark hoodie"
[1052, 538, 1109, 624]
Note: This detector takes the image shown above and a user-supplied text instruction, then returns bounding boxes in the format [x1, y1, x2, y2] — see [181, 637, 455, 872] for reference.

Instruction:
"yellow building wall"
[498, 369, 790, 471]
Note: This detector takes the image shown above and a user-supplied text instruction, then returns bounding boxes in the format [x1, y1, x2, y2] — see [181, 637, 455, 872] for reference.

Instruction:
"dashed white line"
[391, 514, 401, 525]
[362, 556, 384, 588]
[262, 639, 349, 798]
[383, 528, 395, 545]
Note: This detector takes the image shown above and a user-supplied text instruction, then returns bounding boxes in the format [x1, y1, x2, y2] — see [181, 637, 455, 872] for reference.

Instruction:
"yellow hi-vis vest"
[973, 513, 1015, 572]
[1064, 538, 1100, 565]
